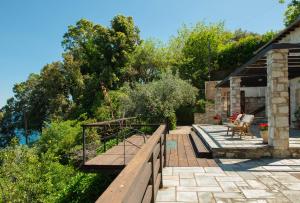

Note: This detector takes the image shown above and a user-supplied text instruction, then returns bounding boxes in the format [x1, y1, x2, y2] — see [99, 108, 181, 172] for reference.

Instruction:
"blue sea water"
[14, 129, 40, 144]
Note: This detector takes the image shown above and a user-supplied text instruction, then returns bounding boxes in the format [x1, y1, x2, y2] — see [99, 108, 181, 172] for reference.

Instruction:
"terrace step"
[189, 131, 212, 158]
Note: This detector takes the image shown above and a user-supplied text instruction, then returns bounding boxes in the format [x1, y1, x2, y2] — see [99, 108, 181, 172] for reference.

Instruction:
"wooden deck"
[83, 126, 217, 171]
[166, 133, 218, 167]
[83, 135, 149, 171]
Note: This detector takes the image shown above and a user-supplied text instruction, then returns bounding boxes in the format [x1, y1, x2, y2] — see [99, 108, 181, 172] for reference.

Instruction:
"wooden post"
[151, 153, 155, 203]
[159, 135, 163, 188]
[163, 126, 167, 167]
[82, 126, 86, 164]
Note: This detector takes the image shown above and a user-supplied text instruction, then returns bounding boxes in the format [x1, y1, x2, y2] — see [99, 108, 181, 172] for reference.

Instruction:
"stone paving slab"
[194, 124, 300, 149]
[156, 159, 300, 203]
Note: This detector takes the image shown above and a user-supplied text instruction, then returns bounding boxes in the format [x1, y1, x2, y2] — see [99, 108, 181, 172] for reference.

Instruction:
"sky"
[0, 0, 290, 108]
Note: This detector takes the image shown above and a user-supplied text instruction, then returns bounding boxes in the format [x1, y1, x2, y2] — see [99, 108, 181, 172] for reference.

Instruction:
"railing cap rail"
[82, 117, 137, 127]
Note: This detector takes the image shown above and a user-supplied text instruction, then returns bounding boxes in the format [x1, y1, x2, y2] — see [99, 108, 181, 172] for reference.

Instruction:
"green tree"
[125, 74, 198, 129]
[283, 0, 300, 26]
[123, 39, 169, 83]
[218, 31, 276, 74]
[172, 22, 232, 90]
[12, 62, 71, 133]
[62, 15, 141, 116]
[0, 98, 17, 147]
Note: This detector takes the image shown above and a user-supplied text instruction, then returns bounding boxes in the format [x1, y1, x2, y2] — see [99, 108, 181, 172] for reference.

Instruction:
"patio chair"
[227, 114, 255, 138]
[225, 114, 243, 135]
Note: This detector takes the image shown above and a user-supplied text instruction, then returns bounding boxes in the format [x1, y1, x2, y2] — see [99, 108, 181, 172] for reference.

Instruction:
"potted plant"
[295, 107, 300, 129]
[213, 114, 222, 125]
[259, 123, 268, 144]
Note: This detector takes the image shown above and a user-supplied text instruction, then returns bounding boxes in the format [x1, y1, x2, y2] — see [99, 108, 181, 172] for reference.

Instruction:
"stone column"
[215, 87, 222, 115]
[266, 49, 289, 152]
[230, 76, 241, 115]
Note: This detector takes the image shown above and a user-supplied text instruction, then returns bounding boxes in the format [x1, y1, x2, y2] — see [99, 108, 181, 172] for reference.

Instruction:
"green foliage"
[124, 39, 169, 83]
[168, 22, 276, 93]
[93, 90, 130, 121]
[126, 74, 198, 127]
[38, 119, 98, 164]
[284, 0, 300, 26]
[55, 173, 116, 203]
[218, 32, 275, 73]
[97, 138, 118, 154]
[171, 22, 232, 89]
[195, 99, 206, 113]
[0, 145, 75, 203]
[62, 16, 140, 116]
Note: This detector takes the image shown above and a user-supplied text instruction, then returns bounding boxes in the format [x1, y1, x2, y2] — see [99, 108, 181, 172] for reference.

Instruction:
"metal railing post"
[82, 126, 86, 164]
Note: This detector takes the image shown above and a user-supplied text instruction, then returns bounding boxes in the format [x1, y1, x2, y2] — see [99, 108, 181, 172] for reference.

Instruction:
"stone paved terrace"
[194, 124, 300, 149]
[156, 159, 300, 203]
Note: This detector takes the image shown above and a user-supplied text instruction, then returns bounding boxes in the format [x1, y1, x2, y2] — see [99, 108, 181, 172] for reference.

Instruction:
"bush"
[55, 172, 117, 203]
[0, 145, 75, 203]
[38, 120, 98, 164]
[125, 73, 198, 128]
[195, 99, 206, 113]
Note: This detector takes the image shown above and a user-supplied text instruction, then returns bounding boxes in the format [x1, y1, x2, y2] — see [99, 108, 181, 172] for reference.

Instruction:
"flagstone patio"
[195, 124, 300, 149]
[156, 159, 300, 203]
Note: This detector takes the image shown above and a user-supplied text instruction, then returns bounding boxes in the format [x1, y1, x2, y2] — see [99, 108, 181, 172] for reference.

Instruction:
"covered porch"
[213, 20, 300, 157]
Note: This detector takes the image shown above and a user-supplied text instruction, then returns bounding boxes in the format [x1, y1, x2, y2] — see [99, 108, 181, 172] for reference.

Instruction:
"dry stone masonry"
[230, 77, 241, 115]
[266, 49, 290, 154]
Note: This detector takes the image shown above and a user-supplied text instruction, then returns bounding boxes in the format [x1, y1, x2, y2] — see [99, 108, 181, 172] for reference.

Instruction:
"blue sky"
[0, 0, 289, 107]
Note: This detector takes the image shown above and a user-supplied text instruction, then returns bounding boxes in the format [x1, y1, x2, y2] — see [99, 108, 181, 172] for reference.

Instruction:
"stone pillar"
[230, 77, 241, 115]
[266, 49, 289, 152]
[215, 88, 222, 115]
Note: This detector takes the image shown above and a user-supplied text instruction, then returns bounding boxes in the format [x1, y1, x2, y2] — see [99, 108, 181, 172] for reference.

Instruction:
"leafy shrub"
[0, 145, 75, 203]
[195, 99, 206, 113]
[125, 73, 198, 129]
[38, 120, 98, 164]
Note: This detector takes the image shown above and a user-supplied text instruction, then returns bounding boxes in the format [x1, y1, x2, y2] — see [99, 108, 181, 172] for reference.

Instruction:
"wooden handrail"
[96, 124, 167, 203]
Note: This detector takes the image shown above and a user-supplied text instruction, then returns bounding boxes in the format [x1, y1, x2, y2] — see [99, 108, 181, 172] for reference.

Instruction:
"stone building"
[215, 17, 300, 156]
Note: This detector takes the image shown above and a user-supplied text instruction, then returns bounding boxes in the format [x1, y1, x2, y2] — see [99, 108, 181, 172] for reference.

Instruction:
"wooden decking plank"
[170, 134, 179, 167]
[168, 134, 177, 167]
[182, 134, 199, 167]
[177, 134, 189, 167]
[84, 135, 148, 169]
[165, 132, 217, 168]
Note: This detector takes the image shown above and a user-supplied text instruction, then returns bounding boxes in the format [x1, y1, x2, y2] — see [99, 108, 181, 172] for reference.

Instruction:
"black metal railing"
[82, 117, 163, 165]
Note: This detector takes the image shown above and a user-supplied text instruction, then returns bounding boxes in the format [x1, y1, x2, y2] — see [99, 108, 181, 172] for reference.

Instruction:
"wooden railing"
[96, 124, 167, 203]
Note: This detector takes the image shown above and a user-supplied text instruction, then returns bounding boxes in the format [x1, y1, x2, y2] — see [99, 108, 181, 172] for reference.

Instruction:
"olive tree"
[125, 74, 198, 129]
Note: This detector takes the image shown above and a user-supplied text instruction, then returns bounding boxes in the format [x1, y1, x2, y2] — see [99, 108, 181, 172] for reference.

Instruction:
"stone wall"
[212, 146, 300, 159]
[245, 97, 265, 116]
[205, 81, 219, 100]
[194, 103, 215, 124]
[215, 87, 230, 118]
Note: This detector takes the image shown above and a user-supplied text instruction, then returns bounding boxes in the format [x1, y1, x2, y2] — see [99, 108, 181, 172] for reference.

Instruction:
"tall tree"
[172, 22, 232, 90]
[62, 15, 141, 116]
